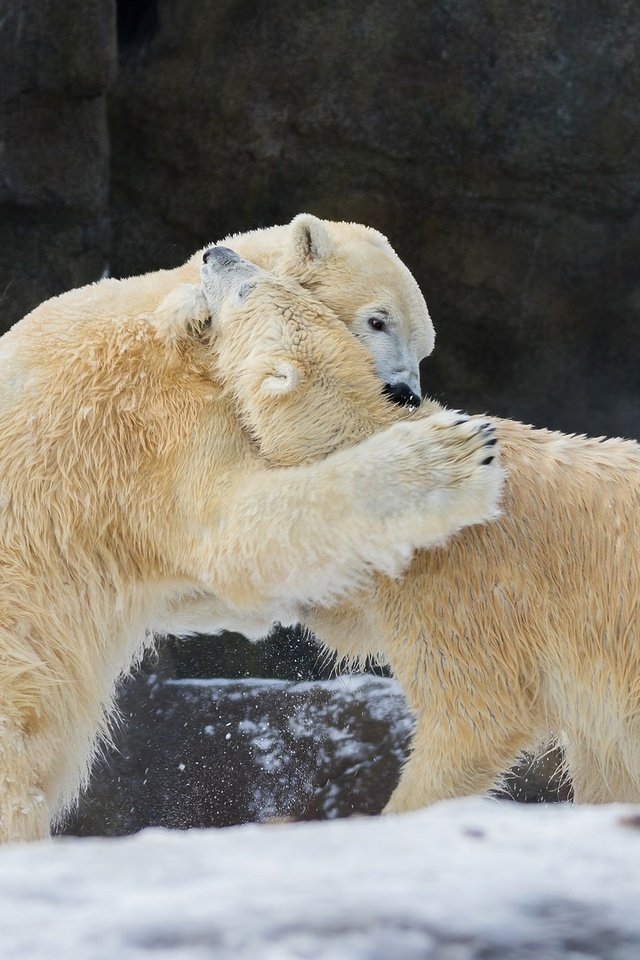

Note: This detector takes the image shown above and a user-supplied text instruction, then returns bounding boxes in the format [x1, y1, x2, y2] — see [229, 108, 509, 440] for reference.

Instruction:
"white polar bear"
[162, 212, 434, 409]
[0, 226, 499, 842]
[201, 247, 640, 809]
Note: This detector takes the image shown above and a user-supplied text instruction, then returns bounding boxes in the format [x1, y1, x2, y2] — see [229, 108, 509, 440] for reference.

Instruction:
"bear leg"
[200, 412, 503, 616]
[564, 736, 640, 803]
[383, 712, 532, 813]
[0, 725, 51, 842]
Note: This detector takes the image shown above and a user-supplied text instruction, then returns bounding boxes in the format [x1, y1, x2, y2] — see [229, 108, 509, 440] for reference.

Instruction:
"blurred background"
[2, 0, 634, 830]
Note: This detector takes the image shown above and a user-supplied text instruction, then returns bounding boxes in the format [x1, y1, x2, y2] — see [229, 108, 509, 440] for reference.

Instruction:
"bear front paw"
[369, 410, 505, 548]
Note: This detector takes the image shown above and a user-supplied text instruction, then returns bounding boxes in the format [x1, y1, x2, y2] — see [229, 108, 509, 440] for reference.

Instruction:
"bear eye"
[368, 315, 387, 332]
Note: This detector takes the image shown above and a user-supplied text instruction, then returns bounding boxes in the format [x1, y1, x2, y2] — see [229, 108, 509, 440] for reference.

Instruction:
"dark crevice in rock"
[116, 0, 158, 62]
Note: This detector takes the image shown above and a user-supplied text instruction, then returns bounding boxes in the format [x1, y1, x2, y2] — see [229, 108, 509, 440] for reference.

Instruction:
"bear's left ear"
[286, 214, 335, 266]
[153, 284, 212, 345]
[260, 360, 303, 396]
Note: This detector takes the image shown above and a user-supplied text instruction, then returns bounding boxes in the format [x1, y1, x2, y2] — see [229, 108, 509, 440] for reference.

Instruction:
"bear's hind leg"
[565, 735, 640, 803]
[384, 711, 533, 813]
[0, 724, 52, 842]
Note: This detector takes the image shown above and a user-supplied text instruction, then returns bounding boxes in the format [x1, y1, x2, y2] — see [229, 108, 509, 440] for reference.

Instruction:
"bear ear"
[153, 284, 212, 345]
[260, 360, 303, 396]
[286, 214, 335, 266]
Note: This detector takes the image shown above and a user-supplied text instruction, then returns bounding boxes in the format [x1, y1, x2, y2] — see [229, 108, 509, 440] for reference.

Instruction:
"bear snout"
[202, 246, 241, 267]
[383, 382, 422, 409]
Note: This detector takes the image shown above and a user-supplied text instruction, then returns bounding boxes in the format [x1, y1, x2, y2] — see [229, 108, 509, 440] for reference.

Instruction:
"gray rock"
[60, 675, 568, 837]
[61, 676, 415, 835]
[0, 95, 109, 210]
[1, 0, 116, 99]
[0, 0, 115, 324]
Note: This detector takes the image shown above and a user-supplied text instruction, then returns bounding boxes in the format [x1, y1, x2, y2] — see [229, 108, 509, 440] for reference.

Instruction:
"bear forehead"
[254, 288, 330, 337]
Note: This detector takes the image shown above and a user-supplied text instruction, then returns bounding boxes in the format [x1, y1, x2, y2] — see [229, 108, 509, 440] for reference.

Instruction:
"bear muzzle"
[202, 246, 242, 268]
[383, 382, 422, 409]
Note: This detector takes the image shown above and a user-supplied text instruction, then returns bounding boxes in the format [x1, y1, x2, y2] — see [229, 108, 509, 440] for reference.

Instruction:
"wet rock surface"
[61, 676, 567, 837]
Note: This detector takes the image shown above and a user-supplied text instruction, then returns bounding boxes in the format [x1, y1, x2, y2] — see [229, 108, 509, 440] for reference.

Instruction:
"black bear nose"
[382, 382, 422, 409]
[202, 246, 240, 266]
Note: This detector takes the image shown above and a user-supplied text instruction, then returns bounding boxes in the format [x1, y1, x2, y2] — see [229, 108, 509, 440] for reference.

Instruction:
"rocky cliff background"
[3, 0, 640, 436]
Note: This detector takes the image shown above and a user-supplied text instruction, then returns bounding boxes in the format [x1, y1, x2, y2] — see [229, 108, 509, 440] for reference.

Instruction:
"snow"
[165, 675, 399, 694]
[4, 798, 640, 959]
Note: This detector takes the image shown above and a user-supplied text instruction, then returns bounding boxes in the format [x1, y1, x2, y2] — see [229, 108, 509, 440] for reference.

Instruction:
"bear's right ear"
[152, 284, 212, 346]
[285, 214, 335, 267]
[260, 360, 303, 397]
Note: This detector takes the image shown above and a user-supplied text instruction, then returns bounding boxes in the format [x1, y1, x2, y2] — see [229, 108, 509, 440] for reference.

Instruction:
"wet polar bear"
[0, 222, 500, 841]
[201, 247, 640, 808]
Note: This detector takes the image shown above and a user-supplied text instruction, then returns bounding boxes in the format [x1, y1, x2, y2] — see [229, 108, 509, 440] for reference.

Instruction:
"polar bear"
[150, 212, 433, 409]
[201, 247, 640, 807]
[0, 234, 498, 841]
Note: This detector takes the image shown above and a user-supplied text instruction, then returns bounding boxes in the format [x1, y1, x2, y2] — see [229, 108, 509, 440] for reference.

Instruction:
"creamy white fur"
[0, 219, 493, 842]
[204, 252, 640, 810]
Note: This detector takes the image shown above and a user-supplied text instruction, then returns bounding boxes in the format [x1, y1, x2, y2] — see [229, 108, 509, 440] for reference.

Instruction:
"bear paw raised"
[354, 409, 504, 552]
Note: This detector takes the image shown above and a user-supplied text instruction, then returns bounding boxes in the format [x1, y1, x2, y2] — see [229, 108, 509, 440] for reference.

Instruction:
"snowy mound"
[5, 798, 640, 959]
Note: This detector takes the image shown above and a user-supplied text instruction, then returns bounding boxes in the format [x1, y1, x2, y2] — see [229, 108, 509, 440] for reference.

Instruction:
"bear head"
[198, 246, 423, 467]
[277, 214, 432, 408]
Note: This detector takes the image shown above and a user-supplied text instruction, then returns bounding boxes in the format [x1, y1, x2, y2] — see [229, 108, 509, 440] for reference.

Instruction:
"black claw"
[454, 418, 469, 425]
[485, 437, 498, 446]
[482, 455, 494, 465]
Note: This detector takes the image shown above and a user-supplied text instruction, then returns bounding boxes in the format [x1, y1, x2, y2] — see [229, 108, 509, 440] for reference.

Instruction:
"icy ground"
[5, 799, 640, 959]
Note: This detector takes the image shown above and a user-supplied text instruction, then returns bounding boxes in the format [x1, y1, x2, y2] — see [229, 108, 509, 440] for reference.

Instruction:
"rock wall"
[106, 0, 640, 437]
[3, 0, 639, 436]
[0, 0, 115, 322]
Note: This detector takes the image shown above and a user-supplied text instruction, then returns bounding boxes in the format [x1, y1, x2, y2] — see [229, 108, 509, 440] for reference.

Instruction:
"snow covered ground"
[4, 797, 640, 959]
